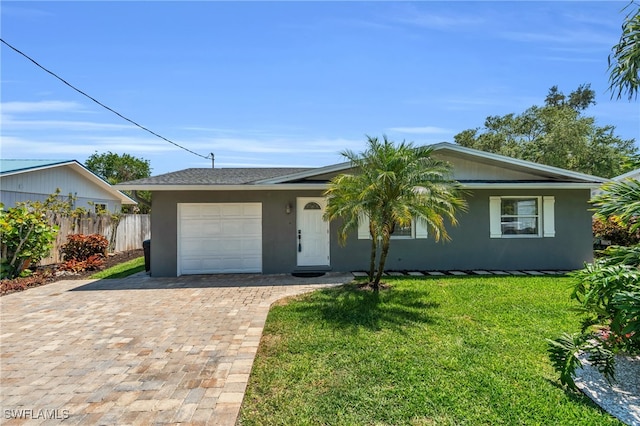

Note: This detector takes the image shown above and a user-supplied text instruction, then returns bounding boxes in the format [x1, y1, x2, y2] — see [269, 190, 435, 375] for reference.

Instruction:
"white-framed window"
[357, 216, 429, 240]
[489, 196, 555, 238]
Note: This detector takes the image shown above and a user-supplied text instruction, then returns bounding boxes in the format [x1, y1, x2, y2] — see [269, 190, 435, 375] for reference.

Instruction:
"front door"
[296, 197, 330, 267]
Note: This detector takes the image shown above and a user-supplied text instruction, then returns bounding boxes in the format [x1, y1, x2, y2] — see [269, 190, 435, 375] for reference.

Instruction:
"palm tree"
[609, 1, 640, 100]
[324, 136, 467, 290]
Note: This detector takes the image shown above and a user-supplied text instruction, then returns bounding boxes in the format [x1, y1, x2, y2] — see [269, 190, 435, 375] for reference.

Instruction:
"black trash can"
[142, 239, 151, 272]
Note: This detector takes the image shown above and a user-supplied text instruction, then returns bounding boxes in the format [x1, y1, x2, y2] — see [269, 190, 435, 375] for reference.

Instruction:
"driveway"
[0, 273, 352, 425]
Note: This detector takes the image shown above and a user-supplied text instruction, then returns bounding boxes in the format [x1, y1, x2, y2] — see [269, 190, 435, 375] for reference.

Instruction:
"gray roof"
[122, 168, 313, 185]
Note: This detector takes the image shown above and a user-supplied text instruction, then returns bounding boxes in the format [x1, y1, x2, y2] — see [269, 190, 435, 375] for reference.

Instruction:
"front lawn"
[239, 276, 622, 425]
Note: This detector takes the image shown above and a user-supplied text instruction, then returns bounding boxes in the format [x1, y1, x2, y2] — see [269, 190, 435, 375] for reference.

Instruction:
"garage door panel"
[179, 203, 262, 275]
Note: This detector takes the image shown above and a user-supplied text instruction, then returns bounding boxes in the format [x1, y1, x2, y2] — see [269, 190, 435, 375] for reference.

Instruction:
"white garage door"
[178, 203, 262, 274]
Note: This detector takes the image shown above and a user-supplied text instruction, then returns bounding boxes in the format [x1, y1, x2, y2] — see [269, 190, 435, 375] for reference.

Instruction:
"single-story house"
[0, 159, 136, 212]
[117, 142, 607, 277]
[613, 168, 640, 181]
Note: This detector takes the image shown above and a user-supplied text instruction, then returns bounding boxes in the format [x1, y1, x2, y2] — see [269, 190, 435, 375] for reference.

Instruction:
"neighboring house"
[613, 168, 640, 181]
[117, 142, 606, 277]
[1, 159, 136, 212]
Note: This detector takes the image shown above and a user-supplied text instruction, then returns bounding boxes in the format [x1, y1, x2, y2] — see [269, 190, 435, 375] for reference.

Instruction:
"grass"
[90, 256, 145, 279]
[239, 276, 623, 425]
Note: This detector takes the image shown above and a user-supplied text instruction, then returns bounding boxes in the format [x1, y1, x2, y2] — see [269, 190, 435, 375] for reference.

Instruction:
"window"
[94, 203, 107, 214]
[357, 215, 428, 239]
[489, 196, 555, 238]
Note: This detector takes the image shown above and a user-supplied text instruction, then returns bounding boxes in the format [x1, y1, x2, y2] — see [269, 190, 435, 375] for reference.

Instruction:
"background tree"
[85, 152, 152, 213]
[454, 85, 637, 178]
[608, 1, 640, 100]
[324, 136, 467, 290]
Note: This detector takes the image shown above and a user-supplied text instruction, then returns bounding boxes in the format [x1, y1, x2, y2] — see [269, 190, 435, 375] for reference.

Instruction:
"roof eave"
[116, 181, 599, 191]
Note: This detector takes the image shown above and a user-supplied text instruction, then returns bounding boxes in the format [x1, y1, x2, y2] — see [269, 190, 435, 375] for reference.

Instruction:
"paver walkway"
[0, 273, 352, 425]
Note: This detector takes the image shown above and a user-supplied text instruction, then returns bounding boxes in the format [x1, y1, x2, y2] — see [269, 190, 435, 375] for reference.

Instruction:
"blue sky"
[1, 1, 639, 176]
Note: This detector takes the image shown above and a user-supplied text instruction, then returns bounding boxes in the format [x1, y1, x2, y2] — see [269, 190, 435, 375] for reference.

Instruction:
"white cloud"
[2, 117, 136, 131]
[1, 100, 85, 113]
[387, 126, 452, 134]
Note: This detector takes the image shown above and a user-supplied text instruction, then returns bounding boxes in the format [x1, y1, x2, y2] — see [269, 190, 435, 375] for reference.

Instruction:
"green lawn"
[239, 276, 622, 425]
[90, 256, 145, 279]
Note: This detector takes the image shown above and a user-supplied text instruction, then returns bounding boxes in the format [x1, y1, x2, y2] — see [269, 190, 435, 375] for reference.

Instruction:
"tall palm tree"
[609, 1, 640, 100]
[324, 136, 467, 290]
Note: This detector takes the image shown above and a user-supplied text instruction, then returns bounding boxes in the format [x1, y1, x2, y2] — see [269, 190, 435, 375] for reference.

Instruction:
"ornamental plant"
[0, 203, 59, 279]
[548, 177, 640, 390]
[59, 234, 109, 272]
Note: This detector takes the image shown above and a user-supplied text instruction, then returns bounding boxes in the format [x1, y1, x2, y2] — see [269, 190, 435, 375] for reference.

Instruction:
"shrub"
[0, 204, 58, 279]
[60, 234, 108, 261]
[60, 234, 109, 273]
[593, 216, 640, 248]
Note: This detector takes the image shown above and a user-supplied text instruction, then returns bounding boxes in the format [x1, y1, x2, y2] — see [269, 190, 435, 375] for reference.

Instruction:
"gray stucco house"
[117, 143, 606, 277]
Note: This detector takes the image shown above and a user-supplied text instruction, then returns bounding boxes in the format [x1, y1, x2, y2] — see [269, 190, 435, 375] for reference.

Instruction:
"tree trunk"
[368, 233, 377, 282]
[373, 231, 391, 290]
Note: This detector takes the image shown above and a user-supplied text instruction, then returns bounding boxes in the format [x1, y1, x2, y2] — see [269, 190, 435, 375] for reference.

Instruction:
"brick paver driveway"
[0, 273, 352, 425]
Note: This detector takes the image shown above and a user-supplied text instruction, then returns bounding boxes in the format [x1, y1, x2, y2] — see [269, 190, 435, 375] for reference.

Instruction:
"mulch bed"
[0, 249, 144, 297]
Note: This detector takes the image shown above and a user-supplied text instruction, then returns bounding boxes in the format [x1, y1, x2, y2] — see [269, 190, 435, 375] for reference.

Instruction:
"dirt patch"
[1, 249, 144, 296]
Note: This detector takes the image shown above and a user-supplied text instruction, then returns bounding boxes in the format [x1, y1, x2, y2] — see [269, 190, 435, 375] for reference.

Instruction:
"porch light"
[285, 203, 292, 214]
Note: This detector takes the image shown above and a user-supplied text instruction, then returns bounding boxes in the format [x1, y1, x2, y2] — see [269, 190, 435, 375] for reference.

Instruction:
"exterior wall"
[151, 188, 593, 277]
[150, 190, 325, 276]
[331, 188, 593, 272]
[0, 168, 121, 212]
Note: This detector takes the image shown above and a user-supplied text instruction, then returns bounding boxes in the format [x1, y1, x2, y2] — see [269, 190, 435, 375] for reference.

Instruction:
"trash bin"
[142, 239, 151, 272]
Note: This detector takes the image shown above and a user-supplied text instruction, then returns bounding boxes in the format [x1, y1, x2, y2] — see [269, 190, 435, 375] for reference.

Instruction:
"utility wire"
[1, 38, 211, 160]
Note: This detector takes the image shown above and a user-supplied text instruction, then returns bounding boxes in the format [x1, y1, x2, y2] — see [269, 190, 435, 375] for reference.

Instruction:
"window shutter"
[415, 218, 428, 239]
[489, 196, 502, 238]
[358, 214, 370, 239]
[543, 196, 555, 237]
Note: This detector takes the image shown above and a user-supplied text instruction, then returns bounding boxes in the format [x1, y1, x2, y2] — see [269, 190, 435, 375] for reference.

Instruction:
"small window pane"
[501, 217, 538, 235]
[392, 221, 412, 237]
[304, 202, 321, 210]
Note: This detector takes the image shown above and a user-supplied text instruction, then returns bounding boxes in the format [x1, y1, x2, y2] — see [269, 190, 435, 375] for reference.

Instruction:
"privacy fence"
[41, 213, 151, 265]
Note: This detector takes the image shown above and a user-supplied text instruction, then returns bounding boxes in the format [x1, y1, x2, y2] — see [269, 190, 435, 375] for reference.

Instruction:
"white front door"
[296, 197, 330, 267]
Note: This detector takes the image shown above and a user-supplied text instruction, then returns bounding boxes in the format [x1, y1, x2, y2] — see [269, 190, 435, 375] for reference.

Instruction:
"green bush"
[0, 204, 59, 279]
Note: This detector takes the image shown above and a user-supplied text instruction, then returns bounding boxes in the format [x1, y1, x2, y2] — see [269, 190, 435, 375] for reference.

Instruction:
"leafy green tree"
[324, 136, 467, 290]
[454, 85, 637, 178]
[85, 152, 152, 212]
[609, 1, 640, 100]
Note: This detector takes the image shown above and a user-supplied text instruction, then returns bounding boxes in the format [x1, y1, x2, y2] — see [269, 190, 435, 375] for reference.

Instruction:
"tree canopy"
[85, 152, 151, 185]
[323, 136, 467, 289]
[454, 85, 637, 178]
[85, 152, 152, 213]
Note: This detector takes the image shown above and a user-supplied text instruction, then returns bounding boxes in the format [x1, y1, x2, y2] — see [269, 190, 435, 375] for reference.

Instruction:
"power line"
[1, 38, 212, 160]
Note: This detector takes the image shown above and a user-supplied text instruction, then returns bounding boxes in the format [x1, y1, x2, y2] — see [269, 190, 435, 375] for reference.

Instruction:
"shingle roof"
[121, 168, 314, 185]
[0, 159, 73, 174]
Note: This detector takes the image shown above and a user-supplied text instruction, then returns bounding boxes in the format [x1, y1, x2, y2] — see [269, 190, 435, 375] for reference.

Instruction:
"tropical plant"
[0, 204, 59, 279]
[323, 136, 467, 290]
[548, 176, 640, 390]
[608, 1, 640, 100]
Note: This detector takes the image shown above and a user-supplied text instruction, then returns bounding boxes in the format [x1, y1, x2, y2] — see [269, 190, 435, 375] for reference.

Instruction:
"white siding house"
[0, 160, 136, 212]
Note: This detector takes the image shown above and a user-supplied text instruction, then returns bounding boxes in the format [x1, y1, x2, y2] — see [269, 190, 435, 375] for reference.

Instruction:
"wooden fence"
[40, 214, 151, 265]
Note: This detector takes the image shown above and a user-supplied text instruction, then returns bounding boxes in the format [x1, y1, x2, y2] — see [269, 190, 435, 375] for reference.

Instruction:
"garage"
[178, 203, 262, 274]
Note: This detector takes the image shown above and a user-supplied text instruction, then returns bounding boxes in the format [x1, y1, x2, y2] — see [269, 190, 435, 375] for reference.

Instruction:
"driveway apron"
[0, 273, 352, 425]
